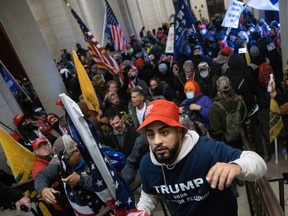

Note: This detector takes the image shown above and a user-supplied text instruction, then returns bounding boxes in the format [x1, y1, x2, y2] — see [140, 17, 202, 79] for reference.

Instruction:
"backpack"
[258, 62, 274, 89]
[215, 100, 246, 142]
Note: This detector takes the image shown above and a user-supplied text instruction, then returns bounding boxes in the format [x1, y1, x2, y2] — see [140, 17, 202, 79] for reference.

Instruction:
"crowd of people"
[3, 9, 287, 215]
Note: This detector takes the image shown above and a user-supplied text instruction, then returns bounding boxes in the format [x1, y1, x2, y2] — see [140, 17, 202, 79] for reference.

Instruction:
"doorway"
[206, 0, 225, 19]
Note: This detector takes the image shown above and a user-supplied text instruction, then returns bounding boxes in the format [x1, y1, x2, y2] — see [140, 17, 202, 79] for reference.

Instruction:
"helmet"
[13, 113, 25, 126]
[32, 137, 48, 150]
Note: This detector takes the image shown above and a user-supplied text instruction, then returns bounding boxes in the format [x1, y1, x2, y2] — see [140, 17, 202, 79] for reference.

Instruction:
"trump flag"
[174, 0, 196, 60]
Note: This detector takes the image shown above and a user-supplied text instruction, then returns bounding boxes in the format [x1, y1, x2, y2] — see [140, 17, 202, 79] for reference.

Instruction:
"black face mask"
[129, 76, 136, 80]
[151, 87, 161, 95]
[194, 54, 202, 60]
[18, 123, 38, 132]
[51, 122, 59, 131]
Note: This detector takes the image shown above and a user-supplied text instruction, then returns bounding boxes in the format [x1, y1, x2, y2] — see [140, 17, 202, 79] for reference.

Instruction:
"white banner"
[247, 0, 279, 11]
[221, 0, 245, 28]
[165, 26, 174, 54]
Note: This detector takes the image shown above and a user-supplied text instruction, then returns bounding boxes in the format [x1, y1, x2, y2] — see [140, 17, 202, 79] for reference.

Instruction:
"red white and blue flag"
[60, 94, 146, 216]
[70, 8, 120, 77]
[104, 0, 127, 52]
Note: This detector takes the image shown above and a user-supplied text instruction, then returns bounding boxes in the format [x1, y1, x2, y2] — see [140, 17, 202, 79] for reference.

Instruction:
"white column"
[0, 0, 66, 117]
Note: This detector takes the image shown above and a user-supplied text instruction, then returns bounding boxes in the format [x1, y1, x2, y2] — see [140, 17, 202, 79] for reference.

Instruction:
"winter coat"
[209, 98, 247, 149]
[181, 93, 212, 129]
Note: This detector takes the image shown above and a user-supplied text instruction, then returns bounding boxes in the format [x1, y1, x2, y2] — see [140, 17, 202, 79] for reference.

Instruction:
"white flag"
[222, 0, 245, 28]
[247, 0, 279, 11]
[165, 27, 174, 54]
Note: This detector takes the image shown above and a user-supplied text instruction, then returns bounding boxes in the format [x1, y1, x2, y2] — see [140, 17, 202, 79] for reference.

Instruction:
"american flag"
[70, 8, 120, 77]
[61, 94, 147, 216]
[105, 0, 127, 52]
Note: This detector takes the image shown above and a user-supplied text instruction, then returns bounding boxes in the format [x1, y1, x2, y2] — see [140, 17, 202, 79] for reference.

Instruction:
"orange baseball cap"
[137, 100, 187, 133]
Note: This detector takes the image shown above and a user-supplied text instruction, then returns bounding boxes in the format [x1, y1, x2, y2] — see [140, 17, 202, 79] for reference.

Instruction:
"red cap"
[137, 100, 187, 133]
[135, 58, 144, 69]
[56, 98, 63, 106]
[32, 137, 48, 150]
[47, 114, 57, 124]
[13, 113, 25, 126]
[221, 46, 231, 56]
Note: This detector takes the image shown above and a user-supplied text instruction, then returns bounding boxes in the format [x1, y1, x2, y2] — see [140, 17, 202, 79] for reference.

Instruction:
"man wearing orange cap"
[136, 100, 266, 215]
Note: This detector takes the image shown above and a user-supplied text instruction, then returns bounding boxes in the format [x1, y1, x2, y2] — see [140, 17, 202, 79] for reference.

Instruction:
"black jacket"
[106, 123, 140, 157]
[0, 182, 23, 206]
[225, 54, 257, 113]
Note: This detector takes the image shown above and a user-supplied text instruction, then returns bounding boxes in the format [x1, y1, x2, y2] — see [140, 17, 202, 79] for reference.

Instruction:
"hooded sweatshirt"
[137, 130, 267, 215]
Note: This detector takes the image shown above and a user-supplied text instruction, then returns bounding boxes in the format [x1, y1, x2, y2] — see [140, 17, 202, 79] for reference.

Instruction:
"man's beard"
[152, 140, 179, 164]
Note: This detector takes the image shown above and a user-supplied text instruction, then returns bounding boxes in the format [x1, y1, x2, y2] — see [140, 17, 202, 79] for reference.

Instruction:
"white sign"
[221, 0, 245, 28]
[165, 26, 174, 54]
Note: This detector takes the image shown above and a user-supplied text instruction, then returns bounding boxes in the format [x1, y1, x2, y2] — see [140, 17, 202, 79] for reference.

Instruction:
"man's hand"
[62, 172, 81, 186]
[206, 162, 242, 190]
[179, 107, 184, 114]
[15, 196, 31, 211]
[270, 90, 277, 98]
[41, 188, 59, 204]
[172, 64, 179, 76]
[189, 104, 201, 111]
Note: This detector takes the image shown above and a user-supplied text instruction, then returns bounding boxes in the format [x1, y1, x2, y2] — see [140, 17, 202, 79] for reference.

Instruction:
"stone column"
[0, 0, 66, 117]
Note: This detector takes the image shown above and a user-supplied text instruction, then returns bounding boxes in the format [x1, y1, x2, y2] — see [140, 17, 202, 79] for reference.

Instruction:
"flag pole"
[60, 93, 116, 199]
[101, 0, 107, 46]
[0, 60, 32, 102]
[63, 0, 70, 7]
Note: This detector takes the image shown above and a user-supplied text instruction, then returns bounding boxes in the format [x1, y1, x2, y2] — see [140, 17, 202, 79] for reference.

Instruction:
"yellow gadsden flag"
[270, 98, 283, 143]
[72, 50, 100, 116]
[0, 128, 35, 183]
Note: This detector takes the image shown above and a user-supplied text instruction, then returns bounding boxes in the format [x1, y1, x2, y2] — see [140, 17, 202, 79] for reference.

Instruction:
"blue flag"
[174, 0, 196, 60]
[0, 65, 21, 95]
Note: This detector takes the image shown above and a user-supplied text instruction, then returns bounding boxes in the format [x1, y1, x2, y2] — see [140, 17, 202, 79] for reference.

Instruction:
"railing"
[241, 130, 286, 216]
